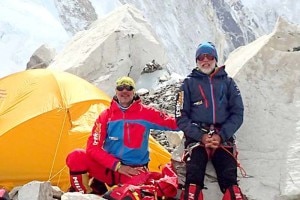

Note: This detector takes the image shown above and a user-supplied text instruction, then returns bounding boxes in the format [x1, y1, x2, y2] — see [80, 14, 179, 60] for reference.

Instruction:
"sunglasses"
[116, 85, 134, 91]
[197, 54, 215, 61]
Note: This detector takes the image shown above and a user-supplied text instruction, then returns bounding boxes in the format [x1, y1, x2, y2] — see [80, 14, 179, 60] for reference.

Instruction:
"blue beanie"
[195, 42, 218, 62]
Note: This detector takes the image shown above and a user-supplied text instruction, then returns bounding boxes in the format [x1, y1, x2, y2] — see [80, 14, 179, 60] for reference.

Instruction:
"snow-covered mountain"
[1, 0, 299, 79]
[0, 0, 119, 78]
[240, 0, 300, 32]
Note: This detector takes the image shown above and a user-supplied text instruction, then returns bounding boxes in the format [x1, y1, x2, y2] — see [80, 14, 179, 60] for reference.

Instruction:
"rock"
[52, 186, 64, 199]
[17, 181, 54, 200]
[26, 44, 56, 69]
[54, 0, 97, 35]
[48, 4, 168, 97]
[140, 82, 181, 115]
[142, 60, 162, 74]
[164, 131, 184, 148]
[8, 186, 21, 200]
[61, 192, 103, 200]
[136, 88, 149, 96]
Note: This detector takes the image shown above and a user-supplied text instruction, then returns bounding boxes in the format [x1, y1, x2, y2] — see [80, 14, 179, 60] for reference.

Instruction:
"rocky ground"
[139, 82, 180, 115]
[139, 82, 182, 153]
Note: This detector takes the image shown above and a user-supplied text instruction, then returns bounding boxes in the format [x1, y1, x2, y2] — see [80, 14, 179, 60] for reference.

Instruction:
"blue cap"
[195, 42, 218, 62]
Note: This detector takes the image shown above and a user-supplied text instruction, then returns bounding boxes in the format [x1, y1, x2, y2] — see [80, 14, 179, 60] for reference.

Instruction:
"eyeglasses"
[116, 85, 134, 91]
[197, 54, 215, 61]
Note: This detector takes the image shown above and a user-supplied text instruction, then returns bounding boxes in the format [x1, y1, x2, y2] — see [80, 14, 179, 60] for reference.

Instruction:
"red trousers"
[66, 149, 149, 186]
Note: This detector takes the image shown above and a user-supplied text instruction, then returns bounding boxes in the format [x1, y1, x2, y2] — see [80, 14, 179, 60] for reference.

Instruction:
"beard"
[198, 64, 215, 75]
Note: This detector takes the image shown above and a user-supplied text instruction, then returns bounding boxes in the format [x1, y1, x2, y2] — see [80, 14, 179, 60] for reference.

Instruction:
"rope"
[184, 142, 252, 178]
[48, 108, 68, 181]
[219, 145, 251, 178]
[48, 165, 67, 181]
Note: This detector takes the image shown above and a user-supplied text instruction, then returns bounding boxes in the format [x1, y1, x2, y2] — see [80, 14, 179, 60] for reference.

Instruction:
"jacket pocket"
[124, 122, 145, 148]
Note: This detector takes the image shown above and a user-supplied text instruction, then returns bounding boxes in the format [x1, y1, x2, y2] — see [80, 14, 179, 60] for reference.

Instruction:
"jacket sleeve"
[219, 78, 244, 141]
[86, 109, 120, 171]
[144, 105, 179, 131]
[175, 80, 203, 141]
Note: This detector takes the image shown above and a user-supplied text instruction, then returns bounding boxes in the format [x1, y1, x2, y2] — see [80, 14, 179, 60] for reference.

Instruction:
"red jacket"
[86, 96, 178, 171]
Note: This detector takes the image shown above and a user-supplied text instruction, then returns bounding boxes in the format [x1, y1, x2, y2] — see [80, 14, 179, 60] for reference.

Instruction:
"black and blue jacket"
[175, 66, 244, 143]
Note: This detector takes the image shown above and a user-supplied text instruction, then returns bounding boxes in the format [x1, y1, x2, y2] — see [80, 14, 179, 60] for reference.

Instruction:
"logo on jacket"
[92, 123, 101, 145]
[92, 132, 99, 145]
[175, 91, 184, 117]
[108, 137, 118, 140]
[193, 100, 203, 105]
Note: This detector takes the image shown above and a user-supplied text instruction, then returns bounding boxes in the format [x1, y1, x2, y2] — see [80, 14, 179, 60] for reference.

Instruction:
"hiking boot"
[180, 184, 203, 200]
[222, 185, 246, 200]
[69, 172, 92, 193]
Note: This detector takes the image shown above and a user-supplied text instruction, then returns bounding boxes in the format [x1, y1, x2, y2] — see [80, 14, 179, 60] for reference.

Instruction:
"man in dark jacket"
[175, 42, 245, 200]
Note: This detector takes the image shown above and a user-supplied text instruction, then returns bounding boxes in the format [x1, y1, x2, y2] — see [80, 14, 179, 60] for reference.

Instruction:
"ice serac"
[49, 4, 167, 96]
[225, 17, 300, 199]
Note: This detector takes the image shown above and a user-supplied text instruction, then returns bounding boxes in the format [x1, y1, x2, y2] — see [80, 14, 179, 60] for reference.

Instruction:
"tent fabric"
[0, 69, 111, 191]
[0, 69, 171, 191]
[148, 135, 171, 172]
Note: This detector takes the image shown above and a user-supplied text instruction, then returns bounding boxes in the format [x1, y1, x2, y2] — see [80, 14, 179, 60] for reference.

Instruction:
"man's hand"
[201, 134, 221, 149]
[117, 165, 146, 177]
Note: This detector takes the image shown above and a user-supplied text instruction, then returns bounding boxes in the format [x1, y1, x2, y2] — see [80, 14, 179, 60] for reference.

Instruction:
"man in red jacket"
[66, 76, 178, 195]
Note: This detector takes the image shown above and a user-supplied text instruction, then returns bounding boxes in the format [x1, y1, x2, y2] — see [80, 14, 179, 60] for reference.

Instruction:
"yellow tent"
[0, 69, 171, 191]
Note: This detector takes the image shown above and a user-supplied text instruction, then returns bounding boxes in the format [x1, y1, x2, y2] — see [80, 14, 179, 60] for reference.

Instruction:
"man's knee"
[66, 149, 88, 172]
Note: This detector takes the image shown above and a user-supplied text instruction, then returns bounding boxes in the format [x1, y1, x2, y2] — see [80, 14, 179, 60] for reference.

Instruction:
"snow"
[0, 0, 120, 79]
[224, 18, 300, 199]
[89, 0, 121, 17]
[0, 0, 69, 78]
[1, 0, 300, 79]
[240, 0, 300, 32]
